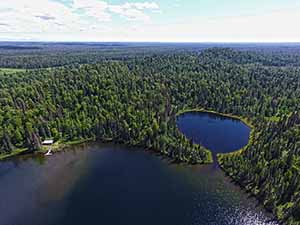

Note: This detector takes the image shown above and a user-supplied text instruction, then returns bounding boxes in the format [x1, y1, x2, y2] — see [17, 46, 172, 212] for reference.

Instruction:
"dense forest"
[1, 42, 300, 68]
[219, 114, 300, 225]
[0, 61, 212, 164]
[0, 46, 300, 224]
[0, 42, 207, 69]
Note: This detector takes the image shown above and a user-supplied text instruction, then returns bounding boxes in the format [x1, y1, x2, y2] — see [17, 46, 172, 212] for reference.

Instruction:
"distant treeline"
[0, 48, 300, 224]
[0, 45, 41, 50]
[1, 42, 300, 68]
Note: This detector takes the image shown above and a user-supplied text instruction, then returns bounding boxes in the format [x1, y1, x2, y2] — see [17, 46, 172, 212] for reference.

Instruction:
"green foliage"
[219, 114, 300, 225]
[0, 68, 26, 74]
[0, 60, 213, 164]
[1, 47, 300, 224]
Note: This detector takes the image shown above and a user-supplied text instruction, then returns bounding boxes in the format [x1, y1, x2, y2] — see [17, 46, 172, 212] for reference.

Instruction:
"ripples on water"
[175, 112, 278, 225]
[0, 144, 279, 225]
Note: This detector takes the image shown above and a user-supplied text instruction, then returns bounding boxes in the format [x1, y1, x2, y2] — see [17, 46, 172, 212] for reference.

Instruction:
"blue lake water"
[0, 142, 278, 225]
[176, 112, 251, 154]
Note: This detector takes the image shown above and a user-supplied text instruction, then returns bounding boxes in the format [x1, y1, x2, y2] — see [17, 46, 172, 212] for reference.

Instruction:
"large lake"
[0, 143, 278, 225]
[176, 112, 251, 154]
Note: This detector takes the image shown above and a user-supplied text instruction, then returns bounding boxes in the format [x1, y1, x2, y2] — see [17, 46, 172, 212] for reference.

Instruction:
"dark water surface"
[0, 142, 278, 225]
[176, 112, 251, 154]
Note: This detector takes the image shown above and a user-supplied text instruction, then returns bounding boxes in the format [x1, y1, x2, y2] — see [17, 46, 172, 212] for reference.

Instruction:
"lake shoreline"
[0, 142, 278, 225]
[1, 108, 251, 163]
[176, 108, 255, 156]
[0, 113, 279, 225]
[0, 138, 96, 161]
[176, 108, 254, 129]
[176, 109, 281, 223]
[0, 136, 214, 164]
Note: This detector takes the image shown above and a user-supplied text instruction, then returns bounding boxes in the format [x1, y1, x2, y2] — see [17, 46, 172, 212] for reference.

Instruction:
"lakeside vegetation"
[177, 108, 254, 129]
[218, 114, 300, 225]
[0, 148, 27, 160]
[0, 59, 213, 164]
[0, 68, 25, 74]
[0, 46, 300, 224]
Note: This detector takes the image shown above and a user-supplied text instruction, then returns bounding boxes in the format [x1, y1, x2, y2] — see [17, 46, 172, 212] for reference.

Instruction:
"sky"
[0, 0, 300, 42]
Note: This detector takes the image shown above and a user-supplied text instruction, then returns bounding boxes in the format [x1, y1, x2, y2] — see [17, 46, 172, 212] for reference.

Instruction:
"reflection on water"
[0, 143, 278, 225]
[176, 112, 251, 154]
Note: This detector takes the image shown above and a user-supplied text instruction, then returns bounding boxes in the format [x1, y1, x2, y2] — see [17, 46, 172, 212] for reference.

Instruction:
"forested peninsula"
[0, 48, 300, 224]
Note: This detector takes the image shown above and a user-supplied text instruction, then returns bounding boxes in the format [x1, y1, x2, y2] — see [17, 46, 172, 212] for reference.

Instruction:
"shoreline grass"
[0, 148, 28, 160]
[0, 68, 26, 74]
[176, 108, 254, 129]
[0, 138, 95, 161]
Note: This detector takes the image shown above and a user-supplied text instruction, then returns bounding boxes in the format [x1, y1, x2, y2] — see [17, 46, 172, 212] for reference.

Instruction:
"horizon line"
[1, 41, 300, 44]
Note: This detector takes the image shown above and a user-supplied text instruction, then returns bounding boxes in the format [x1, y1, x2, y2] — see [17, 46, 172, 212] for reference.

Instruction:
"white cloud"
[1, 1, 299, 42]
[109, 6, 150, 22]
[72, 0, 111, 21]
[129, 2, 159, 10]
[0, 0, 160, 36]
[35, 15, 56, 21]
[108, 2, 159, 22]
[0, 0, 82, 33]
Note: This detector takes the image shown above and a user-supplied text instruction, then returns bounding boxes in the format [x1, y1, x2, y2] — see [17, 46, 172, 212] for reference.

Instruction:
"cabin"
[42, 139, 54, 156]
[42, 139, 54, 145]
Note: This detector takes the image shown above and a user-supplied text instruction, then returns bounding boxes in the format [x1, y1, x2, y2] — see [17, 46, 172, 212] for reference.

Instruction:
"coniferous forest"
[1, 44, 300, 224]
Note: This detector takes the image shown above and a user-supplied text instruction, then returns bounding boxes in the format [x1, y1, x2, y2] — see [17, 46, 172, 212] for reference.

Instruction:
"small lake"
[176, 112, 251, 154]
[0, 143, 278, 225]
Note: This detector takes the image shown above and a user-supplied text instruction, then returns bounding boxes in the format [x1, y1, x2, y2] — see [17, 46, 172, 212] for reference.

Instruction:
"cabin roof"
[42, 139, 54, 145]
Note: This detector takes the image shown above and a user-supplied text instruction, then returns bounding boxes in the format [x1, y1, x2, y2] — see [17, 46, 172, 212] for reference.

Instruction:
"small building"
[42, 139, 54, 145]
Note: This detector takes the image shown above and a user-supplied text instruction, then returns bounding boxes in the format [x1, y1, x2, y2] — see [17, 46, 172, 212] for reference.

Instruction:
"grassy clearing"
[265, 116, 281, 123]
[0, 68, 26, 74]
[36, 138, 95, 154]
[0, 148, 28, 160]
[0, 138, 95, 161]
